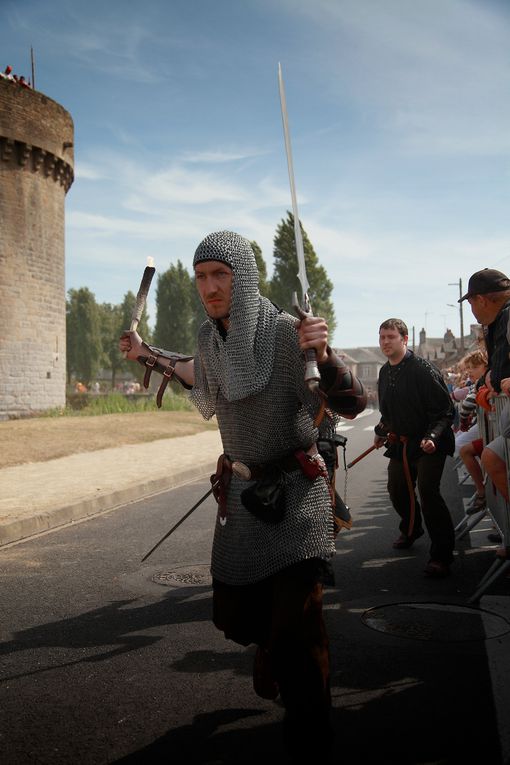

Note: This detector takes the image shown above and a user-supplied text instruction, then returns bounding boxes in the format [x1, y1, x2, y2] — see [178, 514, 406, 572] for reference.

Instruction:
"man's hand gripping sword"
[278, 62, 320, 391]
[122, 257, 156, 358]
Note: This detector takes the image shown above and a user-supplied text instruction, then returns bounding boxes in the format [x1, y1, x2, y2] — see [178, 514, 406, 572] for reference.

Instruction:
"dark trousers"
[387, 451, 455, 564]
[212, 564, 331, 718]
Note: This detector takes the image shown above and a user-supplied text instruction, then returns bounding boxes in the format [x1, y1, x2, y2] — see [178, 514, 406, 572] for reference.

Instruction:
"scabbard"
[346, 444, 377, 469]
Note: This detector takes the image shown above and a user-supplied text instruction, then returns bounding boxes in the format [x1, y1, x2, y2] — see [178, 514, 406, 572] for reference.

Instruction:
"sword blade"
[130, 265, 156, 332]
[278, 63, 320, 390]
[278, 62, 309, 300]
[141, 485, 215, 563]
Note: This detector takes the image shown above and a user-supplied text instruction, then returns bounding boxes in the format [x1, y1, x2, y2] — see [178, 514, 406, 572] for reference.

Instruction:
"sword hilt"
[292, 291, 321, 391]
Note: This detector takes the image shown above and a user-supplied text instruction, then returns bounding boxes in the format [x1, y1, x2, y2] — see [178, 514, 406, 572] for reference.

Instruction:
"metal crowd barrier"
[460, 395, 510, 602]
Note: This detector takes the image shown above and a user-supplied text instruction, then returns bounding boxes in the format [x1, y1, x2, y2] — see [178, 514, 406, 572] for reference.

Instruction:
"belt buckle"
[231, 460, 252, 481]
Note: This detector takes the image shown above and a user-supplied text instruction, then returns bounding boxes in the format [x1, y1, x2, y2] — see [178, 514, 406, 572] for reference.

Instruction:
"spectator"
[458, 383, 493, 513]
[460, 269, 510, 504]
[1, 65, 14, 81]
[453, 350, 488, 454]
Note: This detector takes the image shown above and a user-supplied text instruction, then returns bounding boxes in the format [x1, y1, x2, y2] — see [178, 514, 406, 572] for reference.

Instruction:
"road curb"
[0, 464, 212, 548]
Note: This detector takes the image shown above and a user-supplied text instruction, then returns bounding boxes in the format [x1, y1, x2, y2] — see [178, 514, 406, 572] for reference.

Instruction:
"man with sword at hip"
[120, 67, 365, 760]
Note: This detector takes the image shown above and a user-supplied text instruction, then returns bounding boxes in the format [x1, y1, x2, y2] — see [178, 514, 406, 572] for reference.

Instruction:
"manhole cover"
[361, 602, 510, 642]
[152, 564, 212, 588]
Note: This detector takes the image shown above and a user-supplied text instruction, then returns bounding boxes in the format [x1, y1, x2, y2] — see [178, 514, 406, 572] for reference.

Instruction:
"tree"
[98, 302, 122, 389]
[154, 261, 195, 355]
[250, 240, 270, 297]
[66, 288, 102, 386]
[269, 212, 336, 336]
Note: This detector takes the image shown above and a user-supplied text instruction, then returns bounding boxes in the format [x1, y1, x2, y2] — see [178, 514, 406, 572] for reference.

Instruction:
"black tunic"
[485, 299, 510, 393]
[375, 350, 455, 461]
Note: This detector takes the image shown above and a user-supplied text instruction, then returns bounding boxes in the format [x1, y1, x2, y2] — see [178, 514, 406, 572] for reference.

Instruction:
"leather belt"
[210, 445, 324, 525]
[230, 453, 304, 481]
[228, 445, 319, 482]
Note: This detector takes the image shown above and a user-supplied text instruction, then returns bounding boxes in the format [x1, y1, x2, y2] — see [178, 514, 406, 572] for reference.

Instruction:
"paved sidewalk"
[0, 430, 222, 547]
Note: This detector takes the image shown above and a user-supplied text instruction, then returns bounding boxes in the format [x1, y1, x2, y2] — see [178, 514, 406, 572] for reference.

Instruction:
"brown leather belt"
[228, 452, 305, 481]
[210, 445, 326, 525]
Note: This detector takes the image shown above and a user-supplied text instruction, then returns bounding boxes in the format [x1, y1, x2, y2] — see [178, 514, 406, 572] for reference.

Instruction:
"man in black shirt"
[374, 318, 455, 578]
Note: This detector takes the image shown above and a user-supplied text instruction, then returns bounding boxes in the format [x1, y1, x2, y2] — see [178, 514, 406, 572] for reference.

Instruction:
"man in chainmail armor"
[121, 231, 366, 758]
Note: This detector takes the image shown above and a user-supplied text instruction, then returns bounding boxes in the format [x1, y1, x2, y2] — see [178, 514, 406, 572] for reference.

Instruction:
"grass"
[42, 391, 194, 417]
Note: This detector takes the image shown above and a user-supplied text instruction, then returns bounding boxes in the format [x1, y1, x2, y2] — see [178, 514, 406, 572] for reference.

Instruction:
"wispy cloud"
[292, 0, 510, 157]
[179, 148, 268, 164]
[74, 163, 107, 181]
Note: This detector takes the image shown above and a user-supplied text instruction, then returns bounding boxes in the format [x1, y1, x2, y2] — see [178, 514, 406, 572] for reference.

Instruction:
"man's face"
[379, 327, 408, 362]
[467, 294, 497, 326]
[194, 260, 233, 323]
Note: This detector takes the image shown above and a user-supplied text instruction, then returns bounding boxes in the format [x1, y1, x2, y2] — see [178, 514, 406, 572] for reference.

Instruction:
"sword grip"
[293, 291, 321, 391]
[304, 349, 320, 391]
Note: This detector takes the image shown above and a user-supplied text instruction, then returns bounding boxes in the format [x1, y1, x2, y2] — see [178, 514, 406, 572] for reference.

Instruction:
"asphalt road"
[1, 410, 509, 764]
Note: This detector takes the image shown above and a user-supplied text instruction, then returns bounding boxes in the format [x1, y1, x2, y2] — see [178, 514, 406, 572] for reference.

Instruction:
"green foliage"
[250, 240, 270, 297]
[98, 302, 122, 388]
[269, 212, 336, 336]
[43, 391, 194, 416]
[66, 288, 102, 385]
[154, 261, 196, 354]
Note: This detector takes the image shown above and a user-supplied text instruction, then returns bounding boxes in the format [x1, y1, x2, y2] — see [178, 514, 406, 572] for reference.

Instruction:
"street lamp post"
[449, 279, 465, 353]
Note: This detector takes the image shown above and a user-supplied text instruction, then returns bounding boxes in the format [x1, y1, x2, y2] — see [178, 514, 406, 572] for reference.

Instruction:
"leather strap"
[136, 341, 194, 407]
[387, 433, 415, 538]
[143, 354, 157, 389]
[211, 455, 233, 524]
[156, 364, 176, 408]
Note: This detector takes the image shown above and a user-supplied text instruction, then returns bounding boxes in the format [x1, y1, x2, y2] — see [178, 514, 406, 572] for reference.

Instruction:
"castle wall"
[0, 81, 74, 416]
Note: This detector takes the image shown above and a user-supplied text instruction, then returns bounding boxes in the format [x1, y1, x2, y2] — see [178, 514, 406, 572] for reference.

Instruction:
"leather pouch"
[241, 466, 286, 524]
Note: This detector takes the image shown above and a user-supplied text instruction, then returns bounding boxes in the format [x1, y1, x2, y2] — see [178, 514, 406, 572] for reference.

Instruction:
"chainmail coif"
[191, 231, 279, 417]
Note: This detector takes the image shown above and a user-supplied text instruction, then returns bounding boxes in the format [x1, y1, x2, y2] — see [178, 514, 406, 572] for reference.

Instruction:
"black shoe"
[392, 527, 425, 549]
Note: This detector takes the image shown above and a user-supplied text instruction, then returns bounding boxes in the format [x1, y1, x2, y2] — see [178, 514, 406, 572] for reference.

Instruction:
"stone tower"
[0, 80, 74, 417]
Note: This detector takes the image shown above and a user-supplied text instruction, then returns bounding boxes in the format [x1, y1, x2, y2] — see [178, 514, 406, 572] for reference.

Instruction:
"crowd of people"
[0, 65, 32, 89]
[119, 240, 510, 760]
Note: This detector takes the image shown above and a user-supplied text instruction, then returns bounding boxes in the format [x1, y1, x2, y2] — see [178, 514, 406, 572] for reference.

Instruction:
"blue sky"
[2, 0, 509, 348]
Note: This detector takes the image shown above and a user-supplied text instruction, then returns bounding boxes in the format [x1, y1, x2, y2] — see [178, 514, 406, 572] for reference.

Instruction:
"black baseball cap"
[459, 268, 510, 302]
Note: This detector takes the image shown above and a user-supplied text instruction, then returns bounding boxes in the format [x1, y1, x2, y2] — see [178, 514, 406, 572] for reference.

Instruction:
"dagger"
[122, 257, 156, 358]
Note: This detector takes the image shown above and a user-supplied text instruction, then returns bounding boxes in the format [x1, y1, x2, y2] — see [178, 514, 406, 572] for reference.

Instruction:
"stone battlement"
[0, 136, 73, 191]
